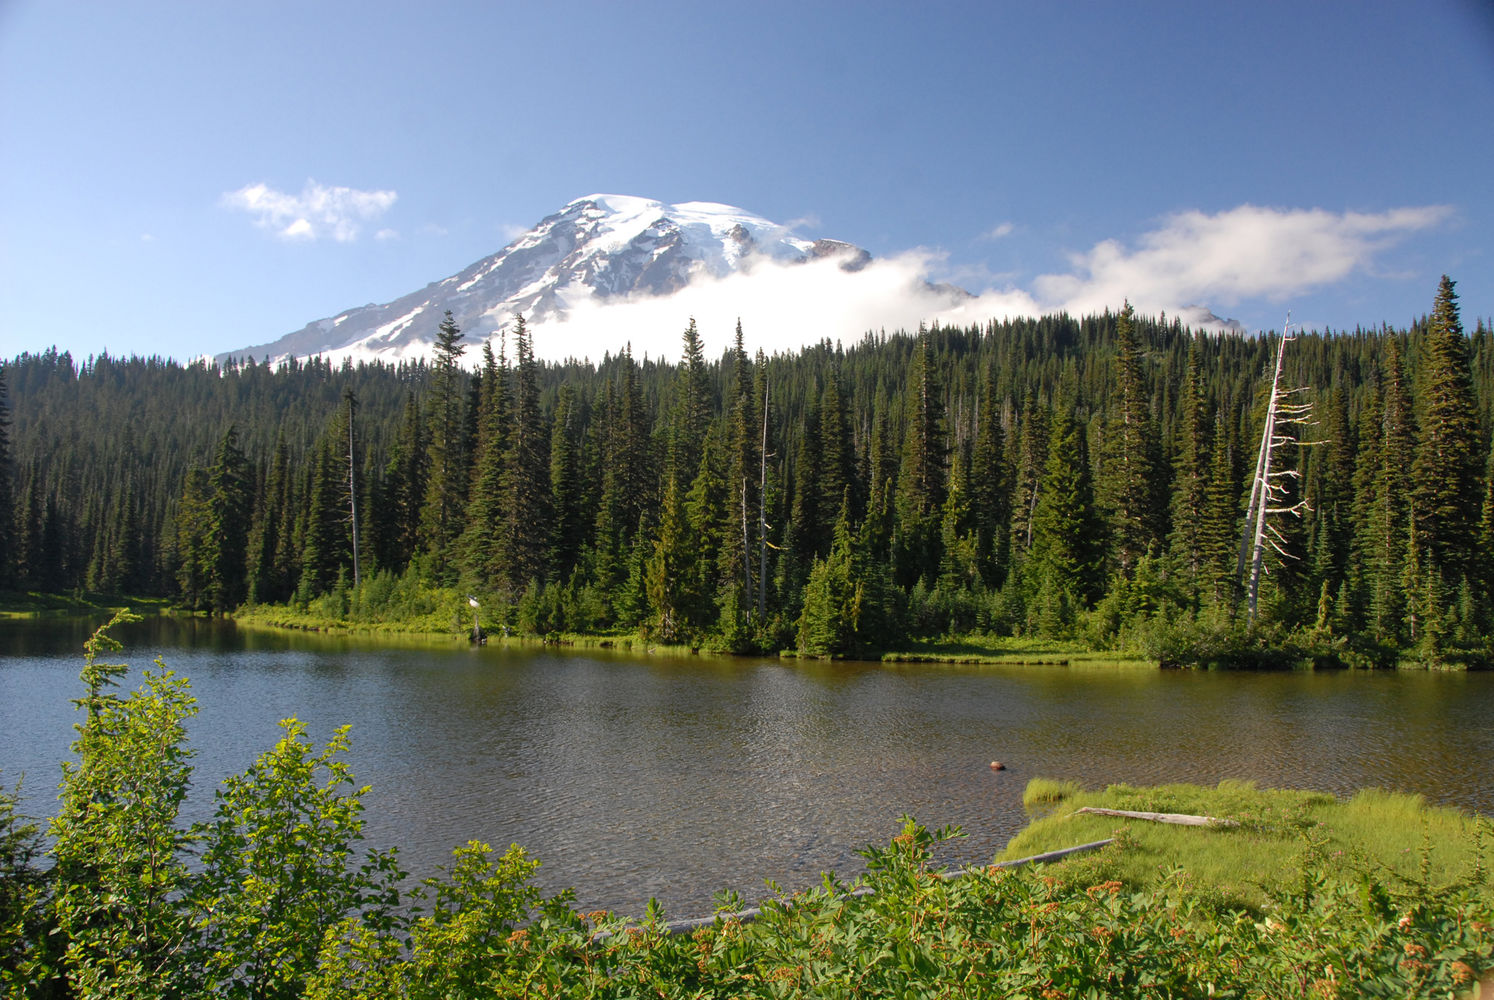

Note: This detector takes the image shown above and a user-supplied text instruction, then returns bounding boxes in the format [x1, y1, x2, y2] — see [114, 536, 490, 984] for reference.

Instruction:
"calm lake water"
[2, 615, 1492, 918]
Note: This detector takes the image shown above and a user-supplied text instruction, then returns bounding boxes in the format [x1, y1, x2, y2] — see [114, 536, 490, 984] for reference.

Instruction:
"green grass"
[881, 636, 1156, 667]
[0, 590, 171, 618]
[1001, 778, 1493, 911]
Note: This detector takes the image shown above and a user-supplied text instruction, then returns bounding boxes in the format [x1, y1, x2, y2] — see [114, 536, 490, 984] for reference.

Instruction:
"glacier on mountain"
[222, 194, 876, 367]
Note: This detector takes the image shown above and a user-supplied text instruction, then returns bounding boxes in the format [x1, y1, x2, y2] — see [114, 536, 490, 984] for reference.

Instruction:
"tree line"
[3, 276, 1491, 663]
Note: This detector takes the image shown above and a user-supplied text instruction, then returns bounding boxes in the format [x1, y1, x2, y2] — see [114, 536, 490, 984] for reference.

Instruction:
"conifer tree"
[548, 384, 586, 580]
[1361, 338, 1418, 641]
[419, 311, 468, 574]
[205, 425, 253, 613]
[497, 316, 551, 595]
[669, 318, 711, 488]
[383, 393, 428, 575]
[788, 389, 824, 569]
[460, 337, 510, 588]
[895, 333, 948, 587]
[247, 434, 292, 604]
[718, 323, 758, 608]
[1009, 387, 1048, 557]
[817, 373, 855, 530]
[1412, 276, 1480, 581]
[1028, 403, 1103, 630]
[175, 468, 212, 611]
[1167, 333, 1211, 597]
[297, 418, 352, 601]
[1198, 410, 1241, 608]
[1099, 303, 1161, 577]
[0, 366, 12, 583]
[968, 364, 1011, 588]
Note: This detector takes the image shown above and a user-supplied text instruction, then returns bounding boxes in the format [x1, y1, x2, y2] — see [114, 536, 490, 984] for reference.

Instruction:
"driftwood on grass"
[1074, 806, 1239, 828]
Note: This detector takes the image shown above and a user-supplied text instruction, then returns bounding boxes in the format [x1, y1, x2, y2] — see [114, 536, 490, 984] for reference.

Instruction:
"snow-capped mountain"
[222, 194, 872, 366]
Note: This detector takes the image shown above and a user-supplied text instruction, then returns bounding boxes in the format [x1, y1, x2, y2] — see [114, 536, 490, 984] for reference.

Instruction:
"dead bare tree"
[1236, 317, 1315, 623]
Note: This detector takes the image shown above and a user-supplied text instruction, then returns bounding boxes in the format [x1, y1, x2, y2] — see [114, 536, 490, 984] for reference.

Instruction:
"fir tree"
[205, 425, 253, 613]
[968, 364, 1011, 588]
[459, 337, 510, 589]
[1412, 276, 1480, 581]
[497, 316, 551, 595]
[1099, 303, 1161, 577]
[419, 311, 468, 574]
[548, 384, 586, 580]
[0, 366, 12, 583]
[895, 333, 948, 587]
[1028, 403, 1103, 631]
[1167, 333, 1212, 598]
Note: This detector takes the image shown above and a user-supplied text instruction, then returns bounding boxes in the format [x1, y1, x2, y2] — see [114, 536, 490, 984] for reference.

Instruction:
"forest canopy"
[3, 278, 1492, 666]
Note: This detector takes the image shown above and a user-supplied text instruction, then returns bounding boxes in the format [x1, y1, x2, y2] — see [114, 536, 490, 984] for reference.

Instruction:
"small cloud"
[374, 228, 399, 241]
[139, 233, 155, 243]
[982, 221, 1016, 241]
[221, 179, 397, 242]
[497, 222, 528, 242]
[422, 222, 450, 237]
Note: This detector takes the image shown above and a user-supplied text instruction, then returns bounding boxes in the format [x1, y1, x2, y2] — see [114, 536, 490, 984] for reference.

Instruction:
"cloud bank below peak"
[520, 202, 1451, 361]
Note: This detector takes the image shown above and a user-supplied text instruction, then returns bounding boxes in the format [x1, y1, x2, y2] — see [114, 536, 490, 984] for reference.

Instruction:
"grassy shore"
[1002, 778, 1492, 911]
[880, 636, 1155, 667]
[0, 590, 171, 619]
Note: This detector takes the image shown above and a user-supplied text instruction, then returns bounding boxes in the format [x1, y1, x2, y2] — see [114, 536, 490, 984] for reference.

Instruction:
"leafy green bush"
[13, 617, 1493, 997]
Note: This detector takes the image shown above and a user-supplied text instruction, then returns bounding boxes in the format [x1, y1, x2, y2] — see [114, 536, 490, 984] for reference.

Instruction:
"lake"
[2, 614, 1491, 918]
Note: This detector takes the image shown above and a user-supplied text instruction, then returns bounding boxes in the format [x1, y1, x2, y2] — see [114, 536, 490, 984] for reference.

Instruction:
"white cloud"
[222, 179, 397, 242]
[524, 248, 996, 363]
[514, 203, 1448, 361]
[374, 228, 399, 241]
[1028, 204, 1452, 327]
[982, 221, 1015, 240]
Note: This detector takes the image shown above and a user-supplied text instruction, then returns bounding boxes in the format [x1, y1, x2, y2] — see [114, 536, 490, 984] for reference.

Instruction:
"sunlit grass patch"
[1001, 778, 1492, 911]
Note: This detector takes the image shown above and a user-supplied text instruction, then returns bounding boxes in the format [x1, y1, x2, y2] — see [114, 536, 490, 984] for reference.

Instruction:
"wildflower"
[1449, 961, 1475, 985]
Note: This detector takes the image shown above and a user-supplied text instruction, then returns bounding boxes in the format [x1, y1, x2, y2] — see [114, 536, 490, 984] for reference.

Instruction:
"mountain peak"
[223, 194, 863, 366]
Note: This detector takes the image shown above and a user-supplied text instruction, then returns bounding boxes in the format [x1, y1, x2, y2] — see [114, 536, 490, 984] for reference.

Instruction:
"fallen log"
[593, 837, 1116, 941]
[1074, 806, 1239, 828]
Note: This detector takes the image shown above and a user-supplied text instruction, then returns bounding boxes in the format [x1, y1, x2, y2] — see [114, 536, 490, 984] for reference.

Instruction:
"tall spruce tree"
[460, 338, 511, 588]
[968, 364, 1011, 588]
[895, 333, 948, 587]
[205, 425, 253, 613]
[1411, 276, 1480, 581]
[718, 323, 759, 608]
[1363, 338, 1418, 641]
[1167, 333, 1212, 598]
[1028, 403, 1103, 631]
[497, 316, 551, 595]
[0, 366, 13, 584]
[548, 384, 586, 580]
[419, 310, 468, 575]
[1099, 303, 1161, 577]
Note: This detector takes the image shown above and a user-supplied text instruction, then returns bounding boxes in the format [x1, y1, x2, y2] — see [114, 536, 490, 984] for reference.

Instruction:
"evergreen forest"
[3, 277, 1493, 666]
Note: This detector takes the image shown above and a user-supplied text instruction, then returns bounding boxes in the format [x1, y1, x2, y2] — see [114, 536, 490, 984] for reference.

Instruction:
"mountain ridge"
[221, 195, 873, 366]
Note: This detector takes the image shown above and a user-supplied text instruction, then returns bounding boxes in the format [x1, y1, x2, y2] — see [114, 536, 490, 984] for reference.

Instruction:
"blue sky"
[2, 1, 1491, 363]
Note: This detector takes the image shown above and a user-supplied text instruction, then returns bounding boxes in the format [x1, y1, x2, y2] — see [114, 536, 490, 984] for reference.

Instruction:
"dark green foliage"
[1027, 404, 1104, 631]
[9, 618, 1494, 996]
[1098, 303, 1162, 576]
[0, 366, 13, 583]
[1413, 276, 1481, 581]
[894, 333, 948, 588]
[7, 276, 1494, 662]
[419, 311, 470, 575]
